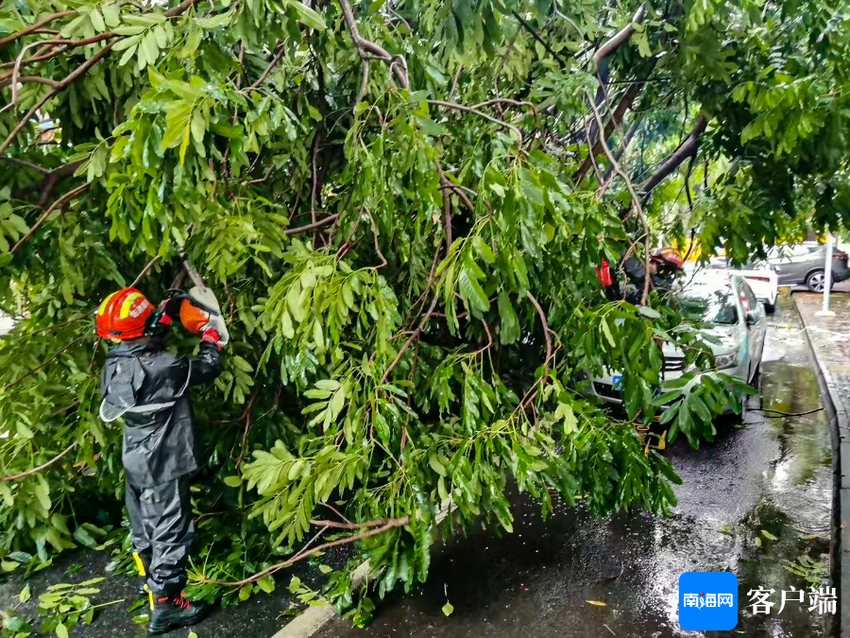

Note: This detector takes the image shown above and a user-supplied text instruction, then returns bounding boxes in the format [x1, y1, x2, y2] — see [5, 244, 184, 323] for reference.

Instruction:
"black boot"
[148, 592, 208, 635]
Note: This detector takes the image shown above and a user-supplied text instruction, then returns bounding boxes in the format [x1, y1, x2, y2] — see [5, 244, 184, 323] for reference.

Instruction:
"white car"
[591, 274, 767, 408]
[699, 258, 778, 313]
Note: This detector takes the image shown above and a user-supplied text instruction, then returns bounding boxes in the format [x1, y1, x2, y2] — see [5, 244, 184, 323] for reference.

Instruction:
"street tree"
[0, 0, 846, 612]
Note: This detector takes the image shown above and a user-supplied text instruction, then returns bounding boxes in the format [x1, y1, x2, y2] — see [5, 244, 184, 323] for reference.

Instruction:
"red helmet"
[96, 288, 153, 340]
[651, 246, 684, 270]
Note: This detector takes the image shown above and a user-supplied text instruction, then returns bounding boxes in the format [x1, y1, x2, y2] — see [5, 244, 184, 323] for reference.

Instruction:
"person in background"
[597, 246, 684, 304]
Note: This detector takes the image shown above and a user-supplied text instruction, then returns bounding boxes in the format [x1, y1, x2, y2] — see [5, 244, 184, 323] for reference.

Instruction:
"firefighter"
[96, 286, 228, 635]
[598, 246, 684, 304]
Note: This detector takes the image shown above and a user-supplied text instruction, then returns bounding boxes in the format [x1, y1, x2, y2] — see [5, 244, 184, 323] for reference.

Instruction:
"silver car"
[591, 274, 767, 408]
[766, 243, 850, 292]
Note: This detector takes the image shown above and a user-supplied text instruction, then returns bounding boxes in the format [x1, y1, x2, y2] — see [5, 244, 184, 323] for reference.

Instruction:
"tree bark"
[640, 115, 708, 195]
[574, 77, 648, 184]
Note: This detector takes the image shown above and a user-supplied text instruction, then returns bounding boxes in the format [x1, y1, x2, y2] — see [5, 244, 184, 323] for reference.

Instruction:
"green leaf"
[315, 379, 340, 391]
[56, 622, 69, 638]
[458, 268, 489, 313]
[285, 0, 327, 30]
[191, 110, 206, 145]
[442, 602, 454, 616]
[634, 30, 652, 57]
[16, 422, 34, 438]
[34, 482, 51, 511]
[638, 306, 661, 319]
[429, 452, 447, 476]
[73, 526, 97, 548]
[89, 9, 106, 32]
[600, 320, 615, 348]
[495, 292, 521, 344]
[19, 584, 31, 602]
[318, 564, 333, 574]
[257, 575, 275, 593]
[195, 10, 235, 29]
[224, 476, 242, 487]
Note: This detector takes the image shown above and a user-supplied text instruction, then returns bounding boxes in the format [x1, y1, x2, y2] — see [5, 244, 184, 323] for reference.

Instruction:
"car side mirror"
[746, 310, 758, 326]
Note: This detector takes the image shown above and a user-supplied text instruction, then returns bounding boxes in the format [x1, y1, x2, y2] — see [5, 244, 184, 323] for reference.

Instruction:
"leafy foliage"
[0, 0, 839, 612]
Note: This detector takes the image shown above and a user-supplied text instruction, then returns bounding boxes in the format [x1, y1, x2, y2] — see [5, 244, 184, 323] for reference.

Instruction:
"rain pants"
[99, 338, 221, 595]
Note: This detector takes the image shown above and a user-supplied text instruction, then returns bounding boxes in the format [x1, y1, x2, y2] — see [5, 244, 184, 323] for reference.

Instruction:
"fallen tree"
[1, 0, 849, 616]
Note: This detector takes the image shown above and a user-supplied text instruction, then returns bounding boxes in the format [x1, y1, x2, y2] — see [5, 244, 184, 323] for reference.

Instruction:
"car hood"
[662, 324, 739, 357]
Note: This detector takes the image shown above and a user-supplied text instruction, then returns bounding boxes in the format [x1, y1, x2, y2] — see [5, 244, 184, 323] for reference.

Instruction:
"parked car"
[701, 258, 779, 313]
[591, 274, 767, 409]
[765, 242, 850, 292]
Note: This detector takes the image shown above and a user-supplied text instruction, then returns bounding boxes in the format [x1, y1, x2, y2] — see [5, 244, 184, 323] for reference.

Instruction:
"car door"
[773, 245, 816, 285]
[738, 278, 765, 377]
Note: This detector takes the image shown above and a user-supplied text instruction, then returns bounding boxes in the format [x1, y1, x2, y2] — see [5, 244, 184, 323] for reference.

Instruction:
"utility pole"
[816, 233, 835, 317]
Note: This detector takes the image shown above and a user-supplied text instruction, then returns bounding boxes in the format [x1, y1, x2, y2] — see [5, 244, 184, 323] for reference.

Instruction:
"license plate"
[612, 375, 623, 391]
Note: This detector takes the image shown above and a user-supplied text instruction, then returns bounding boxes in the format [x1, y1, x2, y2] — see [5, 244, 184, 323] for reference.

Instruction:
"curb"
[794, 295, 848, 637]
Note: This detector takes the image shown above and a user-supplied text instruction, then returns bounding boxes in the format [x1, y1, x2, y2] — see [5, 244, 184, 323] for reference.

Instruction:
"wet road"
[316, 295, 834, 638]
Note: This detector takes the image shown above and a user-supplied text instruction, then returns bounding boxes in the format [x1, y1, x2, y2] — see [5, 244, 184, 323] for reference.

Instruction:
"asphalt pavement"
[314, 294, 834, 638]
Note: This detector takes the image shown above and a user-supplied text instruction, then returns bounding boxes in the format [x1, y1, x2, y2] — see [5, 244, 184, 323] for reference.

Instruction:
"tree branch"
[588, 98, 652, 305]
[284, 213, 339, 235]
[197, 517, 409, 587]
[0, 157, 47, 174]
[0, 43, 114, 155]
[0, 11, 78, 50]
[592, 4, 646, 73]
[308, 518, 400, 530]
[440, 174, 453, 248]
[11, 182, 90, 253]
[427, 100, 523, 147]
[3, 335, 88, 391]
[164, 0, 202, 18]
[0, 442, 77, 483]
[639, 115, 708, 196]
[12, 161, 83, 205]
[382, 293, 439, 384]
[129, 255, 162, 289]
[511, 11, 569, 68]
[247, 42, 287, 92]
[574, 63, 654, 184]
[337, 0, 409, 90]
[235, 390, 260, 468]
[526, 292, 552, 372]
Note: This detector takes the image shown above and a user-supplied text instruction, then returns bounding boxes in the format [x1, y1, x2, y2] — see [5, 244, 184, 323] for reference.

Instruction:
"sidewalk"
[794, 292, 850, 637]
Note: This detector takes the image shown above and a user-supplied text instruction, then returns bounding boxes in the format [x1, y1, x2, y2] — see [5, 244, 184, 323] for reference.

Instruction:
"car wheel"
[806, 270, 826, 293]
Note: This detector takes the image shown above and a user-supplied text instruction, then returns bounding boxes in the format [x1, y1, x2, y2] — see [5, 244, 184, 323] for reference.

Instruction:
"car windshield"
[678, 286, 738, 325]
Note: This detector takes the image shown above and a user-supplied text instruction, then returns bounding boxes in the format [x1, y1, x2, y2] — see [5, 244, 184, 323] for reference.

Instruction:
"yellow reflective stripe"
[119, 292, 143, 319]
[97, 292, 118, 317]
[133, 552, 146, 577]
[149, 591, 155, 611]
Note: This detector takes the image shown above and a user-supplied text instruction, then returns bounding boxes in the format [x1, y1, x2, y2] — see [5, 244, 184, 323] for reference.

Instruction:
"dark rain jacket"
[608, 256, 676, 304]
[99, 339, 222, 488]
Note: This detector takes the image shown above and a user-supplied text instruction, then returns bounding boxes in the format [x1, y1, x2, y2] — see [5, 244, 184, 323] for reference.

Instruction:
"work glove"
[179, 286, 230, 347]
